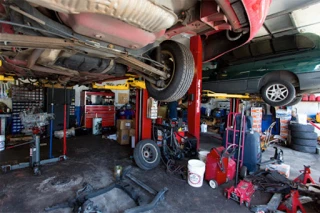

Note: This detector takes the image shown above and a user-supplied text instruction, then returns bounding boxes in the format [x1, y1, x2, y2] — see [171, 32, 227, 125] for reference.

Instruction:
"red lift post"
[187, 35, 203, 150]
[135, 89, 152, 143]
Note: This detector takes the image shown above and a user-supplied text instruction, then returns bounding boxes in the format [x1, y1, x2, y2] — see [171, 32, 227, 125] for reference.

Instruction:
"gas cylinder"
[243, 130, 261, 173]
[201, 123, 207, 133]
[309, 94, 316, 101]
[316, 113, 320, 123]
[302, 94, 308, 101]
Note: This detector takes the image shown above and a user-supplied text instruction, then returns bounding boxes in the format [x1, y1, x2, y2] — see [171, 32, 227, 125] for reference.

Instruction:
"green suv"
[202, 33, 320, 106]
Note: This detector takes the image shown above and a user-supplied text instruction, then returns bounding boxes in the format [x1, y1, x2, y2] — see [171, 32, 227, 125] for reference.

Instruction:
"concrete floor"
[0, 134, 319, 213]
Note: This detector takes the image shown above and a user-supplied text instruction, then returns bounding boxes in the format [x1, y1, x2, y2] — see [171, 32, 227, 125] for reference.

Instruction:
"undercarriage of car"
[0, 0, 268, 101]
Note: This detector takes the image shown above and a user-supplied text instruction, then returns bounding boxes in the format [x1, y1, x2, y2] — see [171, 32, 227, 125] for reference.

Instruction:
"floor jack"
[45, 166, 168, 213]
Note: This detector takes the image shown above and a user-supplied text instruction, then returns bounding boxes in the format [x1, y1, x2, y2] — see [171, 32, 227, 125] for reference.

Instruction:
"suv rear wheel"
[261, 80, 296, 106]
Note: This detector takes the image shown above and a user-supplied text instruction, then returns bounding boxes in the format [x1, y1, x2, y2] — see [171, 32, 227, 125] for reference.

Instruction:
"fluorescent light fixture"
[292, 2, 320, 35]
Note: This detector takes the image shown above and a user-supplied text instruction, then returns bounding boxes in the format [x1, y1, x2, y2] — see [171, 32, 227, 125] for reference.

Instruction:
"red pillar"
[135, 89, 152, 143]
[188, 35, 203, 150]
[141, 90, 152, 140]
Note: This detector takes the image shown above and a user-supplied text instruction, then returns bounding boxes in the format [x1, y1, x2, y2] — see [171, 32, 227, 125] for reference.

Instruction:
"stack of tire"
[289, 123, 317, 154]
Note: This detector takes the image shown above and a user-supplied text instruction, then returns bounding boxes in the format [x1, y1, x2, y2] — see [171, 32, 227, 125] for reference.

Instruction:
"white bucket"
[188, 159, 206, 187]
[198, 150, 210, 163]
[92, 118, 102, 135]
[0, 135, 5, 151]
[201, 123, 207, 133]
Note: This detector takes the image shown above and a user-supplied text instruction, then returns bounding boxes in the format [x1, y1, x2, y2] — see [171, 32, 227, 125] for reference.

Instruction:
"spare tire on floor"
[291, 138, 317, 147]
[291, 144, 316, 154]
[134, 139, 161, 170]
[289, 123, 314, 132]
[291, 131, 318, 140]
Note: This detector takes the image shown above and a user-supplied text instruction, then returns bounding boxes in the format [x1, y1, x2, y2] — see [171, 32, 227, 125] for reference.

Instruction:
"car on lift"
[0, 0, 270, 102]
[202, 33, 320, 106]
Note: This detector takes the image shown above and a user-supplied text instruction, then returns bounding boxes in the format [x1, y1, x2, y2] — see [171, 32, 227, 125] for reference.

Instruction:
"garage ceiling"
[254, 0, 320, 40]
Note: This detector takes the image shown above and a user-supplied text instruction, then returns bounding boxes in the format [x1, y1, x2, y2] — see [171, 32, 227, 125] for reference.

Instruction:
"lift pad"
[92, 77, 146, 90]
[202, 90, 261, 100]
[0, 74, 14, 81]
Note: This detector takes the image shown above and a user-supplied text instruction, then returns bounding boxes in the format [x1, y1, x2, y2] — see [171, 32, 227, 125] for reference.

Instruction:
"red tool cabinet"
[80, 91, 115, 128]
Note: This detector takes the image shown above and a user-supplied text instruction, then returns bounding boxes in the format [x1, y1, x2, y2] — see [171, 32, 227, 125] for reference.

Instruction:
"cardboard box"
[251, 107, 263, 133]
[117, 119, 132, 130]
[117, 130, 130, 145]
[129, 129, 135, 137]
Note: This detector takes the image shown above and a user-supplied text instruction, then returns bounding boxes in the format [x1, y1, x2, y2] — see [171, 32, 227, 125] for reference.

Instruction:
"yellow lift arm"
[92, 78, 146, 90]
[0, 75, 14, 82]
[202, 90, 259, 100]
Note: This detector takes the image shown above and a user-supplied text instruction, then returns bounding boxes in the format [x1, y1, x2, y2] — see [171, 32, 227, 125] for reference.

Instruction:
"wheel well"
[258, 70, 300, 91]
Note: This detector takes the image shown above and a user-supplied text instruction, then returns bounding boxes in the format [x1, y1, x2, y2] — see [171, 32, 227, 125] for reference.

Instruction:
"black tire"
[133, 139, 161, 170]
[291, 138, 317, 146]
[146, 40, 194, 102]
[287, 96, 302, 106]
[291, 144, 316, 154]
[289, 123, 315, 132]
[261, 79, 296, 106]
[291, 131, 318, 140]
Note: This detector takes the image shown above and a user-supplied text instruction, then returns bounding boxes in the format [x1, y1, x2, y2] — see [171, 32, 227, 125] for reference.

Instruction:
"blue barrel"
[243, 131, 261, 173]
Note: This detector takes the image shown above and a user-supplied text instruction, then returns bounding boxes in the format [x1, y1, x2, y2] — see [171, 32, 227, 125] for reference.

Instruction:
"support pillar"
[187, 35, 203, 150]
[136, 89, 152, 143]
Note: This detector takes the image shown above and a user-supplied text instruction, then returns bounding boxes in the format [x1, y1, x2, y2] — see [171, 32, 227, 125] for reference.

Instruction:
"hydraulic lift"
[133, 36, 204, 148]
[132, 35, 252, 149]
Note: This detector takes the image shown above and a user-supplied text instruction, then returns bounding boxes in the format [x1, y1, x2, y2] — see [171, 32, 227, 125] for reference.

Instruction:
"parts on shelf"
[11, 86, 44, 134]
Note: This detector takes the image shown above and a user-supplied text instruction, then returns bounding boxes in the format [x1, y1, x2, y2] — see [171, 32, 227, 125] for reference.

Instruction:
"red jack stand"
[294, 166, 315, 185]
[278, 190, 306, 213]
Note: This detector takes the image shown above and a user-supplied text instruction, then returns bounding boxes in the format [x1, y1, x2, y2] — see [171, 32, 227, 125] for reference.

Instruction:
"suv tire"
[261, 80, 295, 107]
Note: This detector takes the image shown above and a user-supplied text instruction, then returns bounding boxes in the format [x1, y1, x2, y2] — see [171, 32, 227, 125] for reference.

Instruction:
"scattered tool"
[248, 170, 297, 194]
[261, 121, 277, 151]
[45, 166, 168, 213]
[258, 147, 284, 168]
[294, 165, 315, 185]
[250, 193, 283, 213]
